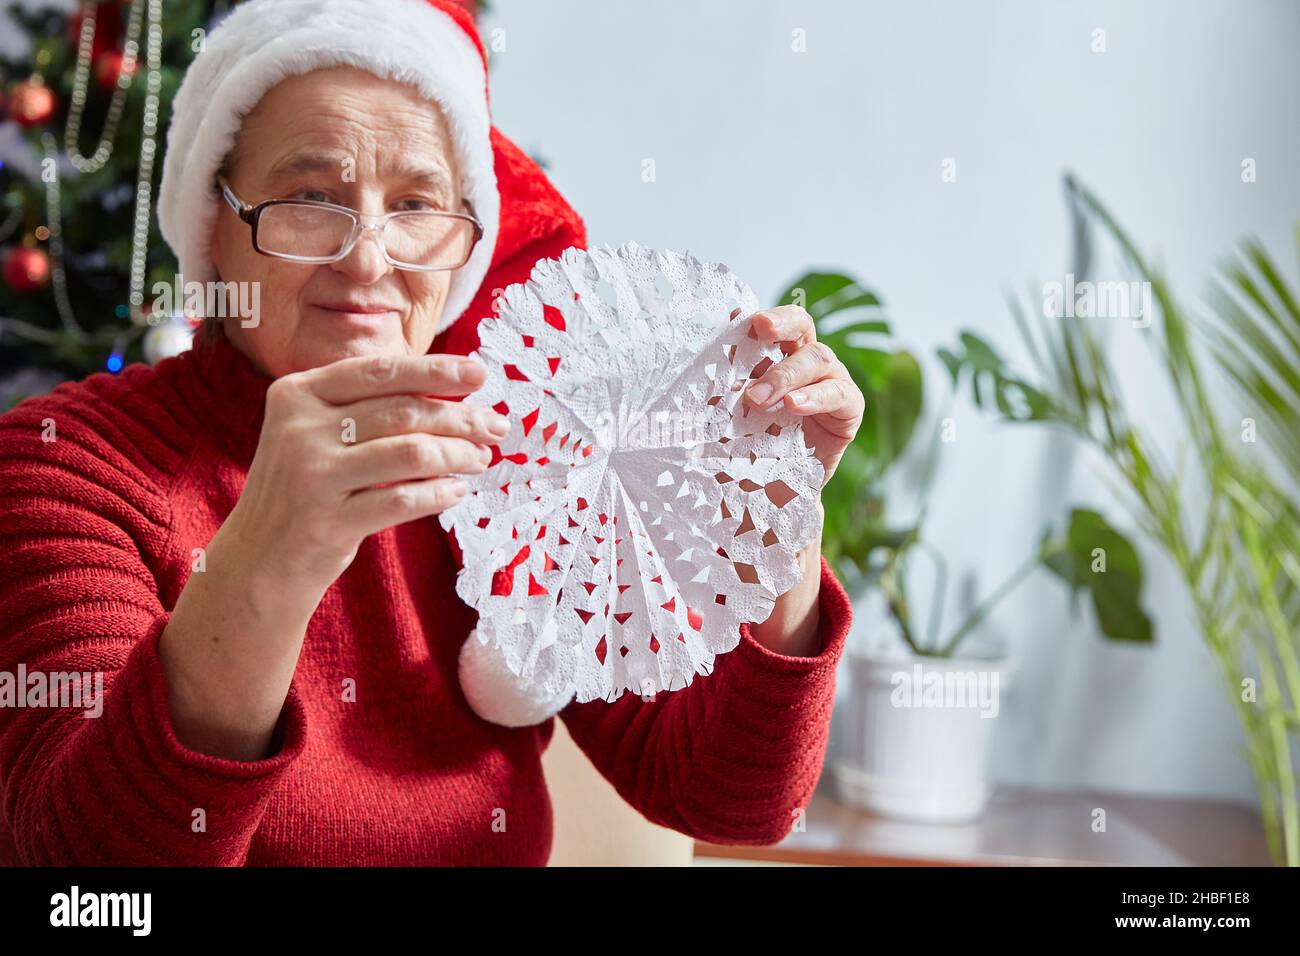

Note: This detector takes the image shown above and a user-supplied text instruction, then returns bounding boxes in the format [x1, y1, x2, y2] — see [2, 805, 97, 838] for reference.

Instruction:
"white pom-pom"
[143, 313, 196, 364]
[457, 629, 576, 727]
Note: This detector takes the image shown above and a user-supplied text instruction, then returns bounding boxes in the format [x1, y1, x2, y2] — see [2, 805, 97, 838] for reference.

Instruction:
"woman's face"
[211, 66, 463, 377]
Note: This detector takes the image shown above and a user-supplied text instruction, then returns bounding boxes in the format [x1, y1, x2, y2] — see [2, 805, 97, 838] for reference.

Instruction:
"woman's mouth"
[309, 302, 401, 325]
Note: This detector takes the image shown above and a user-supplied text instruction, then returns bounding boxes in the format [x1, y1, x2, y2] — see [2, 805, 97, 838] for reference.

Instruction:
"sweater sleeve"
[0, 393, 308, 866]
[556, 553, 852, 845]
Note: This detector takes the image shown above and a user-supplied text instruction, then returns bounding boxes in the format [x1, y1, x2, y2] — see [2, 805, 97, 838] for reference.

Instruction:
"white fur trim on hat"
[157, 0, 498, 336]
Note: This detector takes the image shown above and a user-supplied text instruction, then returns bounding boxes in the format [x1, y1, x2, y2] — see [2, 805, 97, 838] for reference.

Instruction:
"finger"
[743, 340, 840, 409]
[343, 476, 472, 535]
[750, 305, 815, 349]
[344, 433, 490, 490]
[337, 394, 510, 444]
[785, 377, 865, 426]
[304, 353, 488, 405]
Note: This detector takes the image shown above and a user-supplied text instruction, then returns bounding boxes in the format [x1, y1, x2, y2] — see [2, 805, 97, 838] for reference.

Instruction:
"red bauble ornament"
[7, 79, 56, 128]
[3, 247, 52, 292]
[95, 50, 138, 91]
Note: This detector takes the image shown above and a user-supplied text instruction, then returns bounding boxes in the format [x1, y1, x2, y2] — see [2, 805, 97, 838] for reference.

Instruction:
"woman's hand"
[160, 351, 507, 761]
[741, 305, 864, 487]
[229, 352, 509, 605]
[739, 305, 863, 656]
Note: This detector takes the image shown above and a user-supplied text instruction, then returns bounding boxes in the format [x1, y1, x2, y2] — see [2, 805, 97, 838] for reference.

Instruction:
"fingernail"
[746, 382, 773, 405]
[488, 415, 510, 438]
[450, 478, 470, 495]
[457, 359, 483, 382]
[479, 444, 493, 464]
[788, 388, 809, 406]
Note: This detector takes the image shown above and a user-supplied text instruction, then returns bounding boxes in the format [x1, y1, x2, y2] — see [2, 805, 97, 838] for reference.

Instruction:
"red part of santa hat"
[157, 0, 498, 336]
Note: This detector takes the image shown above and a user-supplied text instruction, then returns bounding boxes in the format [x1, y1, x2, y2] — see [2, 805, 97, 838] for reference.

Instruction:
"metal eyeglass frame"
[215, 174, 483, 272]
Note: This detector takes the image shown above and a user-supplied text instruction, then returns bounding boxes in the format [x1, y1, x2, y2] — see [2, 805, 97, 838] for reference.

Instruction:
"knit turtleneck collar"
[180, 324, 274, 464]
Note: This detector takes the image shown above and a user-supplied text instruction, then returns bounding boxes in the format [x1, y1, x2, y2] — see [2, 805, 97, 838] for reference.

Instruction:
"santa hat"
[157, 0, 499, 337]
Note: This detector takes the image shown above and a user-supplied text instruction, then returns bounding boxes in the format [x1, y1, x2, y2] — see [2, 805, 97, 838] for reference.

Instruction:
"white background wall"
[483, 0, 1300, 804]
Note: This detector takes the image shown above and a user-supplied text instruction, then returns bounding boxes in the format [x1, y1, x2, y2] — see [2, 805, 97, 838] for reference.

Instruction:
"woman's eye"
[293, 189, 332, 203]
[395, 198, 442, 212]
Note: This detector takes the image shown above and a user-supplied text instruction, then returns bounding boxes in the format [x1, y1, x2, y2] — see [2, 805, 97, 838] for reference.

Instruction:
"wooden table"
[694, 784, 1273, 866]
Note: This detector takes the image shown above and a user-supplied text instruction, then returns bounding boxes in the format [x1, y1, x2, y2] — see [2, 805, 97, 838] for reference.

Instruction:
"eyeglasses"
[215, 175, 483, 272]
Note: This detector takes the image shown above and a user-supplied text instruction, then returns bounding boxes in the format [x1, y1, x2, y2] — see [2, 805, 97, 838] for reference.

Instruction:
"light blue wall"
[484, 0, 1300, 803]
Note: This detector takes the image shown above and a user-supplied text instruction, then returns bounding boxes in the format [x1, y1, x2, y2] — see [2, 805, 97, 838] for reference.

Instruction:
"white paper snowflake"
[440, 242, 825, 704]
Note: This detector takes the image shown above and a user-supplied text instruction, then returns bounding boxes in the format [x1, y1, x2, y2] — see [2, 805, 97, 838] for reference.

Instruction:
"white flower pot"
[832, 647, 1013, 824]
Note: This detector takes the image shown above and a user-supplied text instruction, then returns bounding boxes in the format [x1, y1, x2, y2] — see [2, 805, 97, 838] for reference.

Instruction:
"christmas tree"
[0, 0, 485, 407]
[0, 0, 232, 403]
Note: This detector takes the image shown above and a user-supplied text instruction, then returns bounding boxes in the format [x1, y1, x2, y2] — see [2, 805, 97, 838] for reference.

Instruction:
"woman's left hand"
[742, 305, 864, 487]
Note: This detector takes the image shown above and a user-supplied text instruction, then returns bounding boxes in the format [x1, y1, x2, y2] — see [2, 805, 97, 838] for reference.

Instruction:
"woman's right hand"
[225, 351, 508, 606]
[159, 351, 507, 761]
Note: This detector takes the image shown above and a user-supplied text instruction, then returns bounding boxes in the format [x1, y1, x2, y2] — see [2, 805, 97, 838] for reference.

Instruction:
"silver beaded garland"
[38, 0, 163, 343]
[64, 0, 146, 175]
[127, 0, 163, 323]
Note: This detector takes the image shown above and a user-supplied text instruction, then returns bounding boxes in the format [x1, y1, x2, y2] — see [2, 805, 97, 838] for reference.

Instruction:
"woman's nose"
[330, 222, 392, 283]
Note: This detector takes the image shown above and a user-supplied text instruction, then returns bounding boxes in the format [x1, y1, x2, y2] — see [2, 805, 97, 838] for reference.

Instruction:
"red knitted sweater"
[0, 328, 852, 865]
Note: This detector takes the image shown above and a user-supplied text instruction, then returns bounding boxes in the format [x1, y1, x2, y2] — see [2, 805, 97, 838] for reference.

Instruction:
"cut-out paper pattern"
[440, 242, 825, 704]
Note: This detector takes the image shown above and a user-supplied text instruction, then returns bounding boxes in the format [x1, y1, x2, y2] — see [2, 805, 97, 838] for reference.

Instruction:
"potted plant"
[778, 272, 1153, 823]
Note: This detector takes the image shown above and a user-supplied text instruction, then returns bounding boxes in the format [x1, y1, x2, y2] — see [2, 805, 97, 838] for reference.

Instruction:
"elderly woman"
[0, 0, 862, 866]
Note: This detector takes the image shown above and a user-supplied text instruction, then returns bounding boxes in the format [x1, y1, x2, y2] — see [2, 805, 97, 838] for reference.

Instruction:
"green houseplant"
[941, 174, 1300, 865]
[776, 271, 1151, 822]
[776, 274, 1151, 658]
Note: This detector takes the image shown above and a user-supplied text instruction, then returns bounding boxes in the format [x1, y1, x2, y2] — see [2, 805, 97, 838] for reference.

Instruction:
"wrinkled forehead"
[220, 67, 460, 195]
